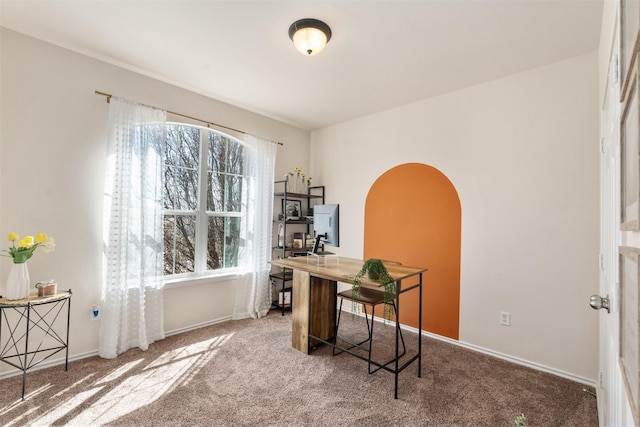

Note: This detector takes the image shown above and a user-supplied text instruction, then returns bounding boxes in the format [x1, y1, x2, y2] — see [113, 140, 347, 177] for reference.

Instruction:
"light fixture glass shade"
[288, 18, 332, 56]
[292, 27, 328, 56]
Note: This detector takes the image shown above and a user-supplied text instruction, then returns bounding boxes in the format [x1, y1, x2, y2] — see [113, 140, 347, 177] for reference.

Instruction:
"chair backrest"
[379, 260, 402, 266]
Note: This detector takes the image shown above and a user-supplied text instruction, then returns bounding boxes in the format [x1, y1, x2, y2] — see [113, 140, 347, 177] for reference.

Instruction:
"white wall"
[311, 52, 600, 382]
[0, 29, 310, 372]
[1, 27, 600, 383]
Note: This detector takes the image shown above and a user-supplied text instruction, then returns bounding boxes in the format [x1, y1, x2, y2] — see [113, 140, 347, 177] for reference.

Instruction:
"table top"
[0, 290, 72, 307]
[270, 256, 427, 290]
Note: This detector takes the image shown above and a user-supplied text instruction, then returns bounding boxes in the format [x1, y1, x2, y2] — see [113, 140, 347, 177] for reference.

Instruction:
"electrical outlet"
[90, 304, 101, 321]
[500, 311, 511, 326]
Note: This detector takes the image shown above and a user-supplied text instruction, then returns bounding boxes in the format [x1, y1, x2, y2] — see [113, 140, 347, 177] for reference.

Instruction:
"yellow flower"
[18, 236, 34, 248]
[3, 231, 55, 263]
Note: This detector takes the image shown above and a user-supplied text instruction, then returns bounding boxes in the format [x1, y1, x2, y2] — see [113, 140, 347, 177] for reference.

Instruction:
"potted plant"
[348, 259, 396, 320]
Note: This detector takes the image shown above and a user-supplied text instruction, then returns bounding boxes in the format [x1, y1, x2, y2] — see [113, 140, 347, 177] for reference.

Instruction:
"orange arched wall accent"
[364, 163, 461, 340]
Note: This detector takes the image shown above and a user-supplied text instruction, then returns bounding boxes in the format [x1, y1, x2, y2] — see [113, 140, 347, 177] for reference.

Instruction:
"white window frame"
[163, 122, 247, 287]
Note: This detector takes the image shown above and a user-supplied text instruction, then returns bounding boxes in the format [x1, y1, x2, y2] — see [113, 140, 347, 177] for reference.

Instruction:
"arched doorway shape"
[364, 162, 461, 339]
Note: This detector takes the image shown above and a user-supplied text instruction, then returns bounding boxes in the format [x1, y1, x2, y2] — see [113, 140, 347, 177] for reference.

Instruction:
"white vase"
[6, 262, 30, 300]
[291, 176, 300, 193]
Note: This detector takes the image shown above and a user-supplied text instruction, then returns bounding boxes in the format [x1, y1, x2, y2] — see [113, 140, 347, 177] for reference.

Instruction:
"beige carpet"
[0, 311, 597, 426]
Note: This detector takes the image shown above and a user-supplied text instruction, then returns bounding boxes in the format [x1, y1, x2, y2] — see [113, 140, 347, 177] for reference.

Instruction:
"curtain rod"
[94, 90, 283, 146]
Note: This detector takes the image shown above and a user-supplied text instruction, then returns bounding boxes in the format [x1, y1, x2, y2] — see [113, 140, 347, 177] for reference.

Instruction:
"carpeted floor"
[0, 311, 597, 426]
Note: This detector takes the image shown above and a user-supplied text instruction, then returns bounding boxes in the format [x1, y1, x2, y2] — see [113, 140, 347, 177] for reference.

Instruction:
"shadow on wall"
[364, 162, 461, 339]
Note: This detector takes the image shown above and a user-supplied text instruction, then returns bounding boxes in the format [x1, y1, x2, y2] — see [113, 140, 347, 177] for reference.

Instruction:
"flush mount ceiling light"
[288, 18, 332, 56]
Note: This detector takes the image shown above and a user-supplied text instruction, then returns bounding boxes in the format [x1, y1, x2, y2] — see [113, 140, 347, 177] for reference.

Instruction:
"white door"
[599, 16, 631, 426]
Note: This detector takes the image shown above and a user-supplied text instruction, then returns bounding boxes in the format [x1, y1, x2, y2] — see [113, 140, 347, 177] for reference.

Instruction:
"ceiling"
[0, 0, 603, 130]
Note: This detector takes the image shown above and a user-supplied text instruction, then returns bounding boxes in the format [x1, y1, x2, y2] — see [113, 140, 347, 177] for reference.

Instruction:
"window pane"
[207, 134, 245, 213]
[225, 174, 243, 212]
[165, 165, 199, 210]
[164, 125, 199, 210]
[163, 123, 247, 278]
[207, 171, 223, 212]
[164, 214, 196, 275]
[224, 137, 245, 175]
[207, 216, 241, 270]
[165, 125, 199, 168]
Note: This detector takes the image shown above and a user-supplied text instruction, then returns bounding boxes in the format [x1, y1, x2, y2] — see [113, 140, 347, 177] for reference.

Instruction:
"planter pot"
[5, 262, 30, 300]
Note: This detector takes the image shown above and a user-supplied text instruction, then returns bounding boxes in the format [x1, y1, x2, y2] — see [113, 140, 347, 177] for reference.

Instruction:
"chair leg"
[369, 301, 407, 374]
[333, 300, 375, 357]
[334, 299, 408, 375]
[392, 301, 407, 358]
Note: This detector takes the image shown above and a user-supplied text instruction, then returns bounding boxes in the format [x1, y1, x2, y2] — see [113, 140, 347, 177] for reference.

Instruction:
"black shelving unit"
[271, 181, 325, 315]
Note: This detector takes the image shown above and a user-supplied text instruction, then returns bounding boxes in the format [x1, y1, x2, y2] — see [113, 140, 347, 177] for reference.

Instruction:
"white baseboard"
[1, 311, 595, 389]
[344, 307, 596, 388]
[0, 315, 233, 381]
[0, 349, 99, 381]
[164, 315, 232, 337]
[406, 324, 595, 387]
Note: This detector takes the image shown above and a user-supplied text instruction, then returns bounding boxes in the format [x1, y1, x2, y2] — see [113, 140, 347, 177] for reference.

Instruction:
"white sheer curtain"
[100, 97, 167, 359]
[233, 134, 277, 319]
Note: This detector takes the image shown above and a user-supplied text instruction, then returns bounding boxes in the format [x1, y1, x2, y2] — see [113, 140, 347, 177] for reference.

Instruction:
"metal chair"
[333, 261, 406, 374]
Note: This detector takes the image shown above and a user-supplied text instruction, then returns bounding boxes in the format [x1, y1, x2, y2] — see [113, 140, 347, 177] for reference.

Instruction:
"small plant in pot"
[348, 259, 396, 320]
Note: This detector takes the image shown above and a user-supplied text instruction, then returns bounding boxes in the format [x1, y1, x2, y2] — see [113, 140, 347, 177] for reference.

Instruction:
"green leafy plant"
[512, 414, 526, 427]
[347, 259, 396, 320]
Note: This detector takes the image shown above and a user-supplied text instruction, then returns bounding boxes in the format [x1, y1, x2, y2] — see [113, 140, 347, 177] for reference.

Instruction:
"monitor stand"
[311, 235, 323, 254]
[310, 234, 334, 256]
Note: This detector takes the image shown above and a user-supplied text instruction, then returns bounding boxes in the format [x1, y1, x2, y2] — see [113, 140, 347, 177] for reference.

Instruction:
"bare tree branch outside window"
[163, 124, 245, 276]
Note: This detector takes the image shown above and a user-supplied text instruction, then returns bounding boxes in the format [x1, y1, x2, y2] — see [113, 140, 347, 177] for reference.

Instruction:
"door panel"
[601, 10, 629, 425]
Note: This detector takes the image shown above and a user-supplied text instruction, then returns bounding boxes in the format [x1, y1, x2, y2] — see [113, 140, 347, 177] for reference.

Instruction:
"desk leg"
[418, 274, 423, 378]
[291, 271, 337, 354]
[22, 304, 31, 400]
[394, 281, 400, 399]
[292, 270, 311, 354]
[65, 296, 71, 371]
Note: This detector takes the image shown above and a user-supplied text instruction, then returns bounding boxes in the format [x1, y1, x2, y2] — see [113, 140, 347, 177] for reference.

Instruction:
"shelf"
[274, 191, 324, 199]
[272, 247, 313, 254]
[272, 182, 324, 316]
[271, 302, 292, 310]
[274, 219, 314, 225]
[270, 272, 293, 281]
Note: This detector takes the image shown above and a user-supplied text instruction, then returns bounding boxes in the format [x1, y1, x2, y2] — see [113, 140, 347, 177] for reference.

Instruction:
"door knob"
[590, 294, 610, 313]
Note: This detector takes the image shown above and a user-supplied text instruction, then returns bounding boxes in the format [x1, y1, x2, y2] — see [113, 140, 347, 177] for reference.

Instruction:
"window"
[163, 123, 246, 278]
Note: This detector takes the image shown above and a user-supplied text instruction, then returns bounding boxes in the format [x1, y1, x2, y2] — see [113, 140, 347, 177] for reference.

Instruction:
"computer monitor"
[311, 204, 339, 254]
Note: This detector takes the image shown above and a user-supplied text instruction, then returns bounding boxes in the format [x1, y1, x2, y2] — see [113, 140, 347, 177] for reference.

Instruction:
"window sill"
[163, 270, 244, 290]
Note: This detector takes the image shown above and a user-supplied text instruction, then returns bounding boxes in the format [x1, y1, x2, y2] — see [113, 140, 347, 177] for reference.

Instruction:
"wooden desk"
[270, 256, 426, 398]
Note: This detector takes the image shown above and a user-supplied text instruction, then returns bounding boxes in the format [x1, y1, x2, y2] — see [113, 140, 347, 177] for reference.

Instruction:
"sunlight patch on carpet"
[28, 387, 105, 426]
[65, 336, 228, 424]
[0, 334, 233, 426]
[96, 359, 144, 385]
[0, 383, 52, 417]
[52, 373, 97, 398]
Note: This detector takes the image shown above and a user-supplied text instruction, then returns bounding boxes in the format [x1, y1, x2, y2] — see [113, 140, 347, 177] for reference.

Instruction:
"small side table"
[0, 290, 72, 400]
